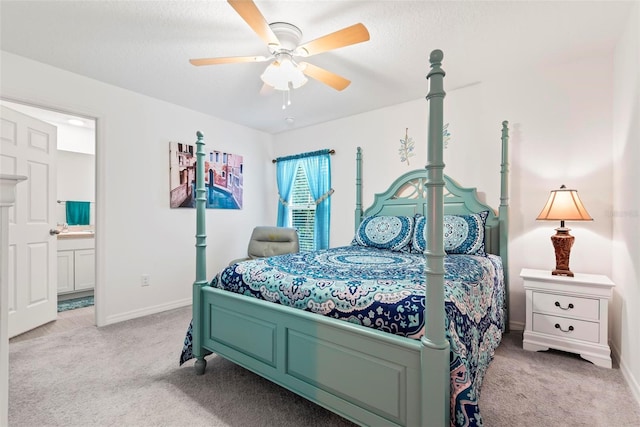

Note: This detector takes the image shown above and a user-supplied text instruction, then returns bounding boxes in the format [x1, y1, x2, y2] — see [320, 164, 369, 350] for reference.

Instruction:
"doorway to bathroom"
[1, 99, 97, 339]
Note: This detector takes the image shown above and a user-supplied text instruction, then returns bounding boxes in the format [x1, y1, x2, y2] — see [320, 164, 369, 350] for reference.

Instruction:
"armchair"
[229, 226, 299, 265]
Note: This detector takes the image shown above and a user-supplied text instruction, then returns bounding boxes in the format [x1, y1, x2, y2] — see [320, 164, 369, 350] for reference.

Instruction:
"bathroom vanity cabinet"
[57, 235, 95, 295]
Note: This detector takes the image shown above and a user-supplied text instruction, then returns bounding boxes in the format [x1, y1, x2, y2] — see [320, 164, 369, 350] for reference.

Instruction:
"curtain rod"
[272, 149, 335, 163]
[57, 200, 95, 204]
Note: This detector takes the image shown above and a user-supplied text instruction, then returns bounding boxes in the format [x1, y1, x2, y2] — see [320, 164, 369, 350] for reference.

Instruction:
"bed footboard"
[201, 286, 424, 426]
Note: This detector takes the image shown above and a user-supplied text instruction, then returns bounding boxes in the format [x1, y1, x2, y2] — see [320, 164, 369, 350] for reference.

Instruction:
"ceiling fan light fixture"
[260, 55, 308, 91]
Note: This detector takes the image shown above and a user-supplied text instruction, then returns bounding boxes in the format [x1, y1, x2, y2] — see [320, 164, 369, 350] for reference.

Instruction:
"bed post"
[193, 131, 208, 375]
[354, 146, 363, 232]
[422, 49, 450, 426]
[499, 121, 510, 331]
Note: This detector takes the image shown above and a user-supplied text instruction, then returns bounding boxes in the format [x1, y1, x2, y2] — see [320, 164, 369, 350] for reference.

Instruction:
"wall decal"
[443, 123, 451, 149]
[398, 128, 415, 165]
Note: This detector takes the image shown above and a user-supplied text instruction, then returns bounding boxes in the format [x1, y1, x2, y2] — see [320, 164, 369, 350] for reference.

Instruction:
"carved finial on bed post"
[193, 130, 207, 375]
[426, 50, 446, 168]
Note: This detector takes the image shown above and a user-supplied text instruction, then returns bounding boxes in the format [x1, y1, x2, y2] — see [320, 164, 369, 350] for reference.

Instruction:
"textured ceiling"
[0, 1, 634, 134]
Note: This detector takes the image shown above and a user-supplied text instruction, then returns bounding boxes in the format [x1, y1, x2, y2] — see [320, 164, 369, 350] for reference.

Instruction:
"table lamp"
[536, 185, 593, 277]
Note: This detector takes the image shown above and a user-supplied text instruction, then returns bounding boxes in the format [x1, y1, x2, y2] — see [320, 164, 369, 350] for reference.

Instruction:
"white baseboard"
[103, 298, 191, 326]
[509, 320, 525, 331]
[610, 340, 640, 407]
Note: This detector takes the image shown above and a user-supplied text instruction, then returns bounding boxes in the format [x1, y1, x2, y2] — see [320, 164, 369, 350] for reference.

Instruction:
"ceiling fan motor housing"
[268, 22, 304, 54]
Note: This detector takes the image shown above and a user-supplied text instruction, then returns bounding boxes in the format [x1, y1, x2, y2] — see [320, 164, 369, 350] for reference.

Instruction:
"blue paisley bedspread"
[180, 245, 505, 427]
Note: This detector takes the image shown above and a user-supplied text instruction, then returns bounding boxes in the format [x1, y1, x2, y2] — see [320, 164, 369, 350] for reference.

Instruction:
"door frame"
[1, 96, 104, 327]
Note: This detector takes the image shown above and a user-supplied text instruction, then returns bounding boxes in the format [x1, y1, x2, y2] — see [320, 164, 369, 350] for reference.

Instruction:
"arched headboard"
[359, 171, 501, 256]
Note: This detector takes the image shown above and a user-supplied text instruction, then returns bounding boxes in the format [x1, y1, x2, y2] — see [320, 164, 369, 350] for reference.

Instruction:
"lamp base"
[552, 268, 574, 277]
[551, 227, 575, 277]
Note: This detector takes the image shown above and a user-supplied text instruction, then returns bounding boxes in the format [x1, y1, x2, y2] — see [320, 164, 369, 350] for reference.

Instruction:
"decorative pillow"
[352, 215, 414, 252]
[411, 211, 488, 256]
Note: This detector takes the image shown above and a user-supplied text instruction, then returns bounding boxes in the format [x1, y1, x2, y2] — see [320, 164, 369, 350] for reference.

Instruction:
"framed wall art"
[169, 142, 243, 209]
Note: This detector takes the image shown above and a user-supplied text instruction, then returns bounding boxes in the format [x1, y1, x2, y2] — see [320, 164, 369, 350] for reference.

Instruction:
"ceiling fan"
[189, 0, 370, 94]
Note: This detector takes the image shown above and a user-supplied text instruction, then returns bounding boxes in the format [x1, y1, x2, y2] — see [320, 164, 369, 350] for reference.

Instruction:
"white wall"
[612, 2, 640, 403]
[56, 150, 96, 225]
[1, 51, 277, 326]
[58, 125, 95, 155]
[447, 54, 615, 327]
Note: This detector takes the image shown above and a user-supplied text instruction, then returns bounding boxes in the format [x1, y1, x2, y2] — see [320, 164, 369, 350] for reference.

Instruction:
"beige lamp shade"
[536, 185, 593, 222]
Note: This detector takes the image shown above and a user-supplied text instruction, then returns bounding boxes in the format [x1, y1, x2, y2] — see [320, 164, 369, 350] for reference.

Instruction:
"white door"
[0, 106, 58, 338]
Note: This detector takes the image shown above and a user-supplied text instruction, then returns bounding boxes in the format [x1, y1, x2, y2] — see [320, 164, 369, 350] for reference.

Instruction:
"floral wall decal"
[398, 128, 415, 165]
[443, 123, 451, 149]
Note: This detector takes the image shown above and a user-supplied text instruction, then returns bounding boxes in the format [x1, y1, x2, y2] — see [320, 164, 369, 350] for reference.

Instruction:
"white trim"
[509, 320, 525, 331]
[103, 298, 191, 326]
[610, 340, 640, 406]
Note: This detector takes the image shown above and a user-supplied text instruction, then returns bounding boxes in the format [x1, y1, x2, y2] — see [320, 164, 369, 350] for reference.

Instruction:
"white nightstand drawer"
[532, 313, 599, 343]
[532, 291, 599, 320]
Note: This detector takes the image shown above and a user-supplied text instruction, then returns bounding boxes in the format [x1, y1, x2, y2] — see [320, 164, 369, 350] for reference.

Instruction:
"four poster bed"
[180, 50, 510, 426]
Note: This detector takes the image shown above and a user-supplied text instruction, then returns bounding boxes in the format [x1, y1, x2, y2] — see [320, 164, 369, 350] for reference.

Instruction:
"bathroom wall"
[56, 149, 95, 225]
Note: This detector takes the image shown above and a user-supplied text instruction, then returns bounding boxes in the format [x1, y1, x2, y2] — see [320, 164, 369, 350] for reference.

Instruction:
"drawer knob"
[554, 301, 574, 310]
[554, 323, 574, 333]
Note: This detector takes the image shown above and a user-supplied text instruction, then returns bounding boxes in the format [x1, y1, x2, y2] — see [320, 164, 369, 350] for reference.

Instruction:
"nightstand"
[521, 268, 615, 368]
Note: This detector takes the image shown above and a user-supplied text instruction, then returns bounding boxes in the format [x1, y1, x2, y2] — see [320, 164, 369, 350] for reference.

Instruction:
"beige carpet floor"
[8, 305, 640, 426]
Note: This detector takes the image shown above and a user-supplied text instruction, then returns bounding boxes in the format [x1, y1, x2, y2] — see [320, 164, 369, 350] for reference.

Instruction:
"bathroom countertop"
[56, 226, 95, 239]
[57, 231, 94, 239]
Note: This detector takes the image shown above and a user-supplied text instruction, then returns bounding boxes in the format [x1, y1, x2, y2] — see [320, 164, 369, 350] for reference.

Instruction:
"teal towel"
[66, 201, 90, 225]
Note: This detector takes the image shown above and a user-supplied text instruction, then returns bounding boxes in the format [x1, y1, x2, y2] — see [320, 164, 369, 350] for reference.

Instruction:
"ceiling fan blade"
[300, 62, 351, 91]
[297, 23, 370, 57]
[189, 55, 269, 66]
[228, 0, 279, 47]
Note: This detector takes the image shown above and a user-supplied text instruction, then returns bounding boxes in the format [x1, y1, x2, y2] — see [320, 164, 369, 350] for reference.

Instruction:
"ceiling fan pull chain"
[281, 87, 293, 110]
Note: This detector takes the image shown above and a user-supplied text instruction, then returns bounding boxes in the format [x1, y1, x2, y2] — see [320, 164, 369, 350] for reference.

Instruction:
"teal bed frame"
[190, 50, 510, 427]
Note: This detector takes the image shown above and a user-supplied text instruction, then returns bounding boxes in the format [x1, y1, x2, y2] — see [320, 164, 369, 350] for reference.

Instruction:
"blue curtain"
[275, 158, 298, 227]
[298, 152, 332, 250]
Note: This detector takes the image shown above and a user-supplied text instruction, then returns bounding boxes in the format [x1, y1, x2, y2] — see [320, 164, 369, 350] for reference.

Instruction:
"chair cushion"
[247, 226, 299, 259]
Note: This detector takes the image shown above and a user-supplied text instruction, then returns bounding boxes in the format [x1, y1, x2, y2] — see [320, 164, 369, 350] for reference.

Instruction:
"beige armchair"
[229, 226, 300, 265]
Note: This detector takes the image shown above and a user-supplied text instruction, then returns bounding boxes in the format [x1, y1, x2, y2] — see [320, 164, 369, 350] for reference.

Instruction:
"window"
[289, 165, 315, 252]
[276, 149, 332, 251]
